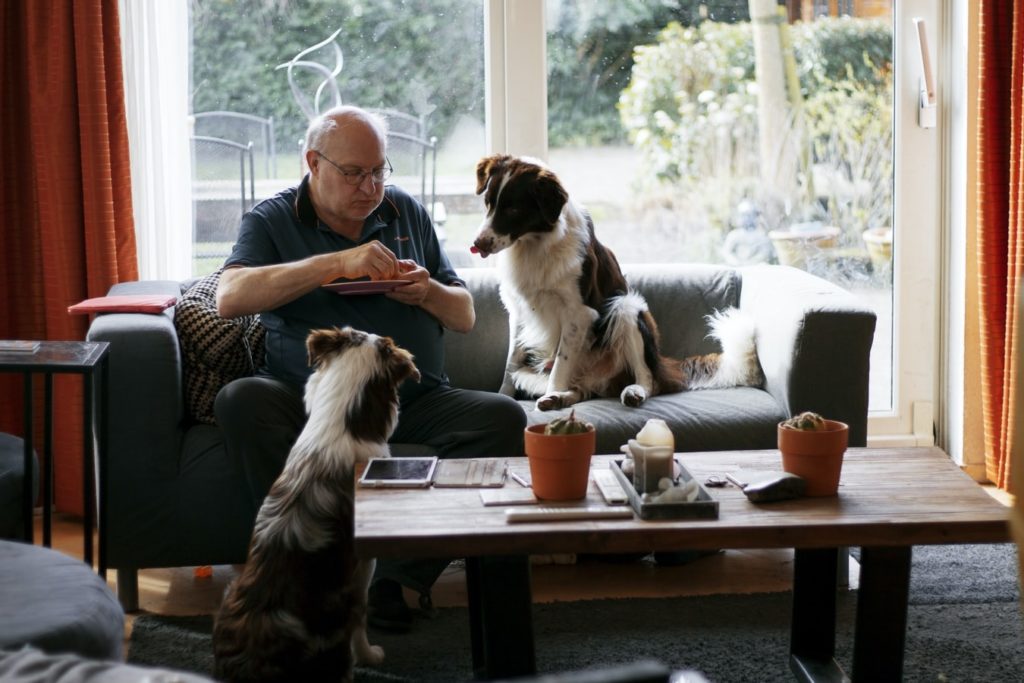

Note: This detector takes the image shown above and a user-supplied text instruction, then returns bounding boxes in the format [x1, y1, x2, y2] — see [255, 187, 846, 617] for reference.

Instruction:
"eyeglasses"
[314, 151, 393, 186]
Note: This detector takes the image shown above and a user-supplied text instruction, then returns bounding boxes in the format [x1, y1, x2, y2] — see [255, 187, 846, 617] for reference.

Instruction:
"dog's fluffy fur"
[212, 327, 419, 683]
[471, 154, 763, 410]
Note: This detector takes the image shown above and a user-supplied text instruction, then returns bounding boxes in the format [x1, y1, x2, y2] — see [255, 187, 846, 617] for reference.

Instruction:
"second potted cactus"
[777, 411, 849, 496]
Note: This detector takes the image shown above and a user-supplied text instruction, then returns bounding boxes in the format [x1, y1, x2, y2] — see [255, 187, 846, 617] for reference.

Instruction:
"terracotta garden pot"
[524, 424, 596, 501]
[777, 419, 849, 496]
[767, 224, 841, 270]
[862, 226, 893, 280]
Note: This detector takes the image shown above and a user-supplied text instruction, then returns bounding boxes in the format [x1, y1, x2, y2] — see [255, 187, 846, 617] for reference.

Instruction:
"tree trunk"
[748, 0, 798, 206]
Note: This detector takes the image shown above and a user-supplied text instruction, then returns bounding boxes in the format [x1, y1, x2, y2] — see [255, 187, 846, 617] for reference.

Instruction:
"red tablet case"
[68, 294, 177, 315]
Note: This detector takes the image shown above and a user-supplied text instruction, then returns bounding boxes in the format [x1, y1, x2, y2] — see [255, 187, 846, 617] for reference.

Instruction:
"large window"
[182, 0, 944, 445]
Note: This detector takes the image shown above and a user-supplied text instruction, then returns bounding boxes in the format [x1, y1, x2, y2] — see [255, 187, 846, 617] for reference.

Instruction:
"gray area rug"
[128, 544, 1022, 682]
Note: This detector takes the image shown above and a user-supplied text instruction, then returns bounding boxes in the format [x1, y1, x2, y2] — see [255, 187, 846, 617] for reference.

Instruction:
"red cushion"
[67, 294, 177, 315]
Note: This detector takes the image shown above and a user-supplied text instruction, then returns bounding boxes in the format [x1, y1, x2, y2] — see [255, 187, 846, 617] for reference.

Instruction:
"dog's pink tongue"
[470, 245, 488, 259]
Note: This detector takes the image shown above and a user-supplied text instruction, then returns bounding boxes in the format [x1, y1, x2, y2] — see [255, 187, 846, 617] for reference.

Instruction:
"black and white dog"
[212, 327, 419, 683]
[471, 154, 763, 410]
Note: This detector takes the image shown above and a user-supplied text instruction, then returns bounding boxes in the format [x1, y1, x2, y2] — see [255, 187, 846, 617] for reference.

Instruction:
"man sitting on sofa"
[215, 105, 526, 632]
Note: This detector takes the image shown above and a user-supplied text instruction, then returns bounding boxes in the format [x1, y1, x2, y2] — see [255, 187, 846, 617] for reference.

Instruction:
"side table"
[0, 341, 110, 575]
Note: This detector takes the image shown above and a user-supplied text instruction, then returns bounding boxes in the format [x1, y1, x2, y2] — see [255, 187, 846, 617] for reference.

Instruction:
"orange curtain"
[977, 0, 1023, 493]
[0, 0, 138, 514]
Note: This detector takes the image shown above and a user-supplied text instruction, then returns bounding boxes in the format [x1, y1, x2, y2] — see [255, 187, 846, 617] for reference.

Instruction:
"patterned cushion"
[174, 270, 265, 424]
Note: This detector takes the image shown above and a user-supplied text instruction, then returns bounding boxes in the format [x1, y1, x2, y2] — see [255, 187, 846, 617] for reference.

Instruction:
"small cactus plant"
[543, 409, 594, 435]
[781, 411, 827, 431]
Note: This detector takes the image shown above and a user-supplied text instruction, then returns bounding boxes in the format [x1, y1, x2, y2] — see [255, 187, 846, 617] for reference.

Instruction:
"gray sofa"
[87, 263, 875, 610]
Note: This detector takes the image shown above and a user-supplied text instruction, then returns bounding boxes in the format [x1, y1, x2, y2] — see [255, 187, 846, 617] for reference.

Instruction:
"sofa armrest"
[86, 281, 185, 479]
[739, 265, 877, 447]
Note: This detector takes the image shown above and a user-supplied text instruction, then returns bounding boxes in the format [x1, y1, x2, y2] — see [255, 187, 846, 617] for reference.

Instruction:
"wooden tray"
[609, 458, 719, 520]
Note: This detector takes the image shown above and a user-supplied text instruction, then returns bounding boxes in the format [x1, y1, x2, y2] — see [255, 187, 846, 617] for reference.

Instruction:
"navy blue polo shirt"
[224, 176, 464, 404]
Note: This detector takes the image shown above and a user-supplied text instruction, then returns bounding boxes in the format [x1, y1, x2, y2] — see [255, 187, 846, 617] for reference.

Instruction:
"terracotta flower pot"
[777, 419, 849, 496]
[862, 227, 893, 281]
[768, 224, 841, 270]
[524, 424, 596, 501]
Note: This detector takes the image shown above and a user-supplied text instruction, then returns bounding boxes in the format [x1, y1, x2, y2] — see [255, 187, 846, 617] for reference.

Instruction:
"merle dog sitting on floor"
[212, 326, 420, 683]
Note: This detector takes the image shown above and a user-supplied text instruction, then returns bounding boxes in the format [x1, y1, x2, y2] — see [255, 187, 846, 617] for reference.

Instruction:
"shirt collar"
[293, 174, 401, 238]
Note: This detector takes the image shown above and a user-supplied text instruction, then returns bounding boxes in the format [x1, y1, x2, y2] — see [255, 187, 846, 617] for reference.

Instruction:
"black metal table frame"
[464, 546, 912, 682]
[0, 341, 110, 575]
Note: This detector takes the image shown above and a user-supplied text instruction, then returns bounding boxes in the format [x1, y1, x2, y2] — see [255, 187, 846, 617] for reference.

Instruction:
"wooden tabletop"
[354, 447, 1009, 559]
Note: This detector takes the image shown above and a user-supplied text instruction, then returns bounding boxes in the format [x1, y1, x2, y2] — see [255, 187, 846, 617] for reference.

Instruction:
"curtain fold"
[0, 0, 138, 515]
[977, 0, 1023, 493]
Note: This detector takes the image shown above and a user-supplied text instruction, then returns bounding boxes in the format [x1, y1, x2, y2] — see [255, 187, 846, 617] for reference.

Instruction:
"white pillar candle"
[632, 419, 675, 494]
[636, 419, 675, 449]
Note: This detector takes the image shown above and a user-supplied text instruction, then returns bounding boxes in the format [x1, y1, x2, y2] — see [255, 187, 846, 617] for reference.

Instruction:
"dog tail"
[681, 308, 763, 390]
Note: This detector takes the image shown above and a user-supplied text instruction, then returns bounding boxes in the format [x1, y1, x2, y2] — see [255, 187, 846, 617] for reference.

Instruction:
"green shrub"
[618, 16, 893, 242]
[546, 2, 751, 147]
[791, 17, 892, 92]
[803, 68, 893, 237]
[546, 2, 710, 146]
[618, 21, 757, 184]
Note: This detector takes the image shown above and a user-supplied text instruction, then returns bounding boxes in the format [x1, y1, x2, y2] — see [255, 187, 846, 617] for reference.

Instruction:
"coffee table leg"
[465, 555, 535, 680]
[853, 545, 911, 681]
[790, 547, 844, 682]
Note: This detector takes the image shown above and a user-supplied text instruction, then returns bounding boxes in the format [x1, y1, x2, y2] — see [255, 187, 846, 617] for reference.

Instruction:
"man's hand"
[386, 259, 430, 306]
[385, 259, 475, 332]
[332, 241, 400, 282]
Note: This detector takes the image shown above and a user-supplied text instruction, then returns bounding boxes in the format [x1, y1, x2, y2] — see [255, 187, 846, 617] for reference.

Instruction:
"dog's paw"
[355, 643, 385, 667]
[620, 384, 647, 407]
[536, 394, 562, 410]
[537, 391, 577, 410]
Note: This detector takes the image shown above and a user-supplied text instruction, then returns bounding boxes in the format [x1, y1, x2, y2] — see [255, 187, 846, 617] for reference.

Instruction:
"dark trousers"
[215, 376, 526, 595]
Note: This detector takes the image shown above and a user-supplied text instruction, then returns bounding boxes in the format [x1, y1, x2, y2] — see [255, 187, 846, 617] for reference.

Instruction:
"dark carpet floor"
[128, 543, 1022, 682]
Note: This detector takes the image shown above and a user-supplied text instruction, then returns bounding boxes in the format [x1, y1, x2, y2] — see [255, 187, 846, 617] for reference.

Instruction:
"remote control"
[505, 505, 634, 523]
[592, 469, 629, 504]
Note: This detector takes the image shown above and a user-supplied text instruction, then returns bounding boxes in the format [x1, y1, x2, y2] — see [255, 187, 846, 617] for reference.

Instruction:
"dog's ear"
[306, 326, 352, 367]
[475, 155, 508, 195]
[391, 348, 421, 385]
[533, 170, 569, 225]
[376, 335, 421, 384]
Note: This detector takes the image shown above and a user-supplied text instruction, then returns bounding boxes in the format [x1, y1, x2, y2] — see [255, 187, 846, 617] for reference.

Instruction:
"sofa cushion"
[174, 270, 265, 424]
[522, 386, 786, 455]
[623, 264, 742, 359]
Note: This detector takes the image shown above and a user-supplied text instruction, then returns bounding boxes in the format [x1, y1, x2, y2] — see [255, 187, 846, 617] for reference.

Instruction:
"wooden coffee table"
[355, 447, 1009, 681]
